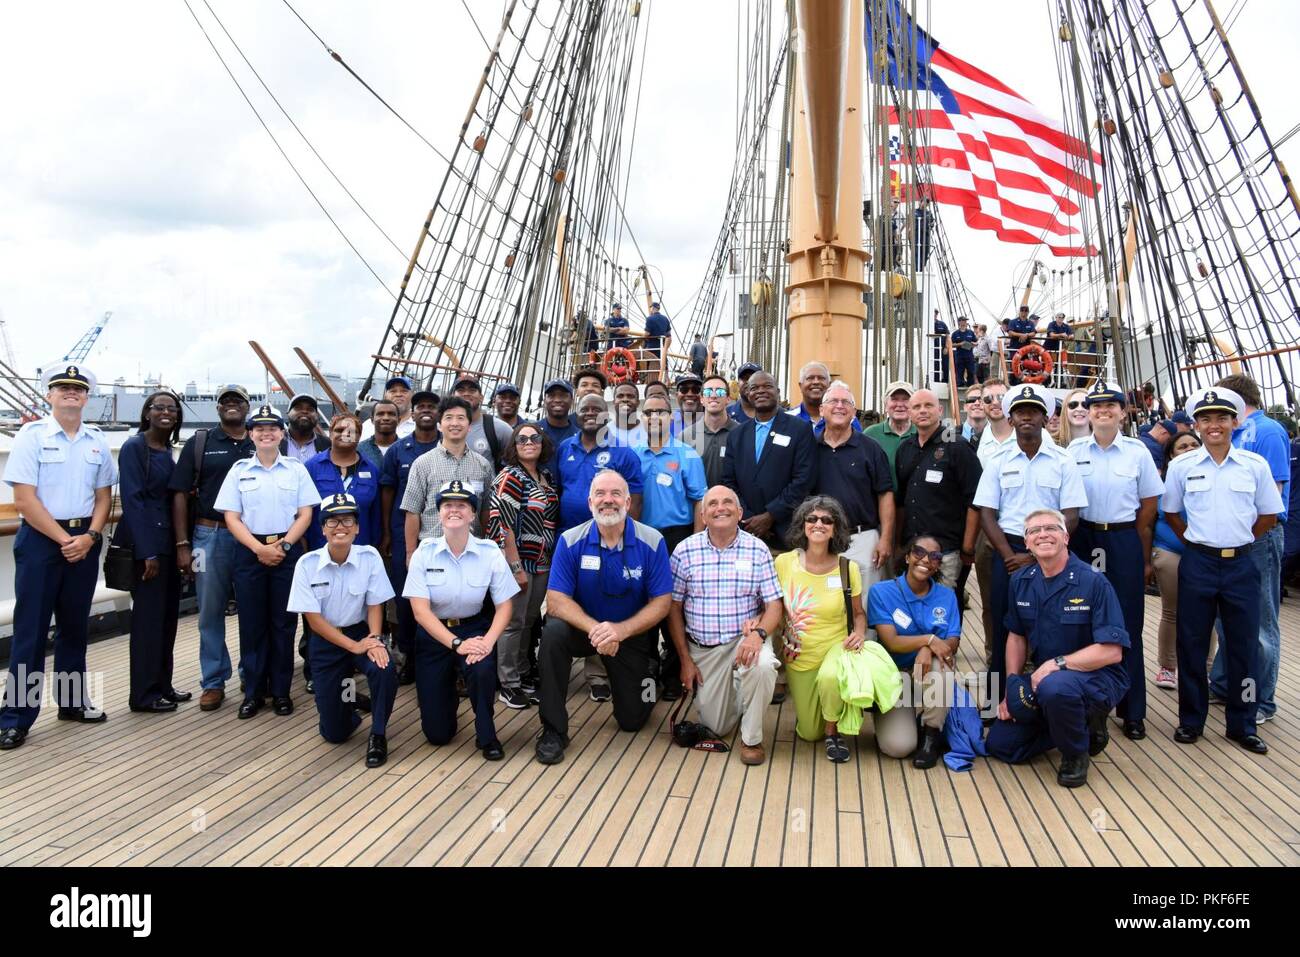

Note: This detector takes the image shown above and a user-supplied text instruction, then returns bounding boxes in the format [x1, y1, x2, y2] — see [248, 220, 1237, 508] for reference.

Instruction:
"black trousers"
[539, 619, 654, 738]
[129, 558, 182, 709]
[654, 524, 695, 690]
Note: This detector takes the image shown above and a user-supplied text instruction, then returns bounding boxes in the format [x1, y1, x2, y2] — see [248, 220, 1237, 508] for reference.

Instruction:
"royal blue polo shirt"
[867, 574, 962, 669]
[554, 434, 645, 530]
[548, 517, 672, 623]
[1233, 409, 1291, 523]
[634, 439, 707, 528]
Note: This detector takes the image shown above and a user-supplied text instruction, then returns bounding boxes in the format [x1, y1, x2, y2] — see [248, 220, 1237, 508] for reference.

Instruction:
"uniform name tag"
[1186, 474, 1211, 493]
[734, 559, 752, 572]
[892, 608, 913, 629]
[925, 469, 943, 484]
[359, 471, 372, 478]
[581, 555, 601, 570]
[772, 433, 791, 447]
[311, 581, 329, 590]
[827, 576, 842, 589]
[469, 481, 483, 493]
[656, 472, 673, 487]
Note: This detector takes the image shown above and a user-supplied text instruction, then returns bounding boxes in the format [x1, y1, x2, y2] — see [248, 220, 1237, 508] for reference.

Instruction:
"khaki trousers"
[687, 635, 779, 747]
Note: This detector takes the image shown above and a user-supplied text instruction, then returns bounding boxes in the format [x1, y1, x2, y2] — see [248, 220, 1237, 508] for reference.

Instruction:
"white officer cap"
[42, 363, 97, 393]
[1185, 386, 1243, 420]
[1002, 382, 1051, 417]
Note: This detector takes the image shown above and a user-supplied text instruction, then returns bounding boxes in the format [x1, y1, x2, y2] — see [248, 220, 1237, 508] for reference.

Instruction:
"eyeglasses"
[1067, 400, 1084, 409]
[515, 434, 543, 445]
[1025, 523, 1064, 538]
[804, 514, 835, 527]
[147, 404, 179, 414]
[643, 408, 672, 416]
[910, 545, 944, 564]
[823, 397, 854, 407]
[323, 516, 357, 528]
[702, 387, 728, 397]
[677, 385, 701, 394]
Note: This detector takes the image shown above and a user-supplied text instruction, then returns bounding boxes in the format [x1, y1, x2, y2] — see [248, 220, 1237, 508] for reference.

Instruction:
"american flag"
[867, 0, 1101, 257]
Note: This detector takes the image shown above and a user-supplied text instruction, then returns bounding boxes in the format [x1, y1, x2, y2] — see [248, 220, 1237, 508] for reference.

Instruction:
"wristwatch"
[509, 560, 524, 574]
[86, 529, 102, 545]
[279, 539, 294, 553]
[452, 637, 465, 651]
[1054, 655, 1068, 671]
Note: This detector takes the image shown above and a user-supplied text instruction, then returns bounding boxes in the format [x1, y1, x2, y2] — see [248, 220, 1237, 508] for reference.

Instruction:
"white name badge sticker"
[892, 608, 913, 629]
[772, 433, 791, 447]
[925, 469, 943, 484]
[468, 481, 484, 493]
[656, 472, 674, 487]
[718, 446, 726, 457]
[734, 559, 753, 572]
[359, 471, 372, 479]
[580, 555, 601, 571]
[827, 576, 842, 590]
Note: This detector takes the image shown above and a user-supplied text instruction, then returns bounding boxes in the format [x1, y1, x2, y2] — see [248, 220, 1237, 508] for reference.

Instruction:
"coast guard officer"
[1162, 386, 1283, 754]
[1066, 381, 1163, 741]
[287, 493, 397, 768]
[973, 382, 1087, 705]
[214, 404, 321, 719]
[986, 507, 1130, 788]
[0, 365, 116, 750]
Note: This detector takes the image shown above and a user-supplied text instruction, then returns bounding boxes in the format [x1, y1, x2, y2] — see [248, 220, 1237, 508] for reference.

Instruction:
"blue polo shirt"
[303, 450, 383, 549]
[1009, 317, 1037, 344]
[548, 517, 672, 623]
[1233, 409, 1291, 522]
[379, 434, 438, 543]
[867, 574, 962, 669]
[644, 313, 671, 349]
[554, 435, 645, 530]
[634, 439, 706, 528]
[727, 400, 752, 425]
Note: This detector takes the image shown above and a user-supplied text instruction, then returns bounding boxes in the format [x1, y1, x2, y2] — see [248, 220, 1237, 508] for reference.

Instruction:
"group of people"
[935, 306, 1100, 390]
[1, 358, 1290, 794]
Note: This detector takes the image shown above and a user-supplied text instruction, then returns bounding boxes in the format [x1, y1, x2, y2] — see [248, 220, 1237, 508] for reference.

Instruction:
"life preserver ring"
[1011, 344, 1053, 384]
[601, 347, 637, 385]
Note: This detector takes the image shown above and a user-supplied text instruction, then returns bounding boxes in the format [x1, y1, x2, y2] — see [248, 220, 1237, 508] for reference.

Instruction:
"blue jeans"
[192, 523, 239, 691]
[1210, 524, 1283, 718]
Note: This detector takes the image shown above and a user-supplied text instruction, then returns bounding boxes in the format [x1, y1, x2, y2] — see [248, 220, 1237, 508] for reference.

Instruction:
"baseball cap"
[883, 379, 916, 398]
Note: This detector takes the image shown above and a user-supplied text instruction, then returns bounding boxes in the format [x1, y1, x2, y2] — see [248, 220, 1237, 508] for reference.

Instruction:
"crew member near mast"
[604, 302, 632, 351]
[950, 317, 978, 388]
[0, 365, 116, 751]
[1007, 306, 1037, 384]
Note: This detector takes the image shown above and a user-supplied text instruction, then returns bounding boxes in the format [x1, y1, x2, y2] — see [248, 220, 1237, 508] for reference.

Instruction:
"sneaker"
[824, 734, 850, 763]
[525, 685, 542, 706]
[1154, 668, 1176, 690]
[589, 683, 611, 703]
[520, 669, 540, 693]
[1257, 711, 1273, 724]
[498, 686, 529, 710]
[535, 728, 567, 765]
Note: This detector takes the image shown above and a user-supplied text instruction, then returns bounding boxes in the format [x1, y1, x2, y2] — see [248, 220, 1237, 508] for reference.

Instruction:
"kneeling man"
[288, 493, 397, 768]
[985, 507, 1129, 788]
[667, 486, 782, 765]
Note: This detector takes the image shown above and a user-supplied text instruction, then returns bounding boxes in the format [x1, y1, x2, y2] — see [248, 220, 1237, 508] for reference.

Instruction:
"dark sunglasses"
[677, 385, 702, 394]
[515, 434, 543, 445]
[1067, 400, 1084, 410]
[805, 514, 835, 527]
[911, 545, 944, 564]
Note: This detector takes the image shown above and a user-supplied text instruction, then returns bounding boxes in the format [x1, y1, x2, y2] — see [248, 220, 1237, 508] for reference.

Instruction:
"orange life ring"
[1011, 344, 1053, 384]
[601, 347, 638, 385]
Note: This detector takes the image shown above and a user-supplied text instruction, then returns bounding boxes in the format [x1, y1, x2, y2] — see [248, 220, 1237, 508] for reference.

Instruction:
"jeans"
[1209, 524, 1282, 718]
[192, 523, 238, 691]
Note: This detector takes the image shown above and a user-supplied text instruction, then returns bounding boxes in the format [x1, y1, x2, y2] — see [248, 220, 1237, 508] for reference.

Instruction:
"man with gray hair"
[985, 506, 1130, 788]
[812, 380, 894, 590]
[790, 361, 861, 434]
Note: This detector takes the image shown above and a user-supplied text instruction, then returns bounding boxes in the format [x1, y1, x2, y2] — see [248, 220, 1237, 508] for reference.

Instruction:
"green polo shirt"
[863, 420, 918, 491]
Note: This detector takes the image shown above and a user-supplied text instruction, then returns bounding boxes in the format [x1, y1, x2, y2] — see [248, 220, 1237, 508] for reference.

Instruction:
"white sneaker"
[1257, 711, 1272, 724]
[1154, 668, 1176, 690]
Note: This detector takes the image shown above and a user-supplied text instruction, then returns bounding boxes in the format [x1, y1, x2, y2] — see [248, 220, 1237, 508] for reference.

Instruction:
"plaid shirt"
[670, 528, 782, 646]
[399, 444, 494, 540]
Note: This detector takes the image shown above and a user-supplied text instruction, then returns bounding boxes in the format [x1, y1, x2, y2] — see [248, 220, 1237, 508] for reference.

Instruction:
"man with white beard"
[534, 470, 672, 765]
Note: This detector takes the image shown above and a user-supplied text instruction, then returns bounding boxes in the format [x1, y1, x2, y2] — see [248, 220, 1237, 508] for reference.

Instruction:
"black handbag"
[104, 437, 149, 592]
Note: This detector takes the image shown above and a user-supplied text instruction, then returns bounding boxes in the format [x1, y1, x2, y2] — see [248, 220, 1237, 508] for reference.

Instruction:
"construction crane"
[0, 310, 18, 368]
[61, 311, 112, 364]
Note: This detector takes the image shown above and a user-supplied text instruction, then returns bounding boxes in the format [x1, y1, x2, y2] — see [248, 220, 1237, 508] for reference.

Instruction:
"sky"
[1, 0, 1296, 396]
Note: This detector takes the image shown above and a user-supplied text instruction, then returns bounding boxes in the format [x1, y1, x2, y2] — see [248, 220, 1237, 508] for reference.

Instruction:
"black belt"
[1187, 541, 1255, 560]
[253, 532, 291, 545]
[1081, 520, 1136, 532]
[55, 517, 93, 531]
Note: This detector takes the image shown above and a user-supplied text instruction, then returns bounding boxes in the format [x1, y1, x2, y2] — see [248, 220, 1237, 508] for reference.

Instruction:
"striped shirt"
[669, 528, 783, 646]
[486, 465, 559, 574]
[399, 444, 494, 541]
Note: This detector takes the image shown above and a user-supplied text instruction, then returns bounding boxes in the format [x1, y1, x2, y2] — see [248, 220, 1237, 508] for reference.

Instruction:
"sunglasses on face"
[1068, 400, 1084, 409]
[981, 395, 1004, 404]
[678, 385, 701, 395]
[911, 545, 944, 564]
[702, 387, 728, 398]
[323, 516, 357, 528]
[515, 434, 543, 445]
[805, 514, 835, 527]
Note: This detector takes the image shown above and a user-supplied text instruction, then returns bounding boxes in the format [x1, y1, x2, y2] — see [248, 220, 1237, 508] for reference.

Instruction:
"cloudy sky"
[2, 0, 1296, 395]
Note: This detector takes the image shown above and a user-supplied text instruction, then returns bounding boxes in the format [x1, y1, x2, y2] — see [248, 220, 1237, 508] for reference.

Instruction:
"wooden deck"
[2, 586, 1298, 867]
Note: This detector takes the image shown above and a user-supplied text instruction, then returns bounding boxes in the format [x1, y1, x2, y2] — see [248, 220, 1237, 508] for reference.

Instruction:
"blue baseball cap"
[737, 362, 762, 379]
[1171, 410, 1193, 426]
[493, 382, 521, 398]
[1005, 674, 1042, 724]
[543, 378, 574, 395]
[385, 375, 413, 390]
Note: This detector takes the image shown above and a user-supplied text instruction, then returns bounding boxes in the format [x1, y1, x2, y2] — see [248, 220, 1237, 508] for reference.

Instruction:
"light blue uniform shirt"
[634, 439, 707, 528]
[213, 454, 322, 535]
[286, 544, 395, 627]
[1067, 434, 1164, 523]
[402, 534, 519, 619]
[1162, 445, 1284, 548]
[3, 417, 117, 519]
[973, 441, 1088, 537]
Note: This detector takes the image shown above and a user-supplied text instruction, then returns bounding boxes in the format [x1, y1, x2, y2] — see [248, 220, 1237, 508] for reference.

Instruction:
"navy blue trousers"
[414, 616, 497, 747]
[986, 668, 1127, 761]
[129, 558, 181, 709]
[1177, 547, 1259, 737]
[954, 352, 976, 387]
[386, 547, 416, 656]
[232, 541, 301, 701]
[1071, 526, 1146, 722]
[1, 525, 101, 730]
[310, 621, 397, 742]
[985, 536, 1029, 705]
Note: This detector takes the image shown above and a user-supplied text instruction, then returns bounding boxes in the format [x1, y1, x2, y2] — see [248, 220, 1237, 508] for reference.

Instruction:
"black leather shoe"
[770, 687, 787, 705]
[57, 707, 108, 723]
[1173, 725, 1201, 744]
[131, 699, 178, 713]
[1226, 733, 1268, 754]
[0, 728, 27, 750]
[1122, 719, 1146, 741]
[535, 728, 567, 765]
[365, 734, 388, 768]
[397, 660, 415, 686]
[354, 693, 372, 714]
[911, 728, 942, 769]
[272, 697, 294, 716]
[162, 688, 193, 703]
[480, 739, 505, 761]
[1087, 710, 1110, 756]
[237, 698, 262, 719]
[1057, 752, 1090, 788]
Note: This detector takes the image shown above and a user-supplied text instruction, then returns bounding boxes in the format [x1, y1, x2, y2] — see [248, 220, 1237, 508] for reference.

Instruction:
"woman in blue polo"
[867, 534, 962, 769]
